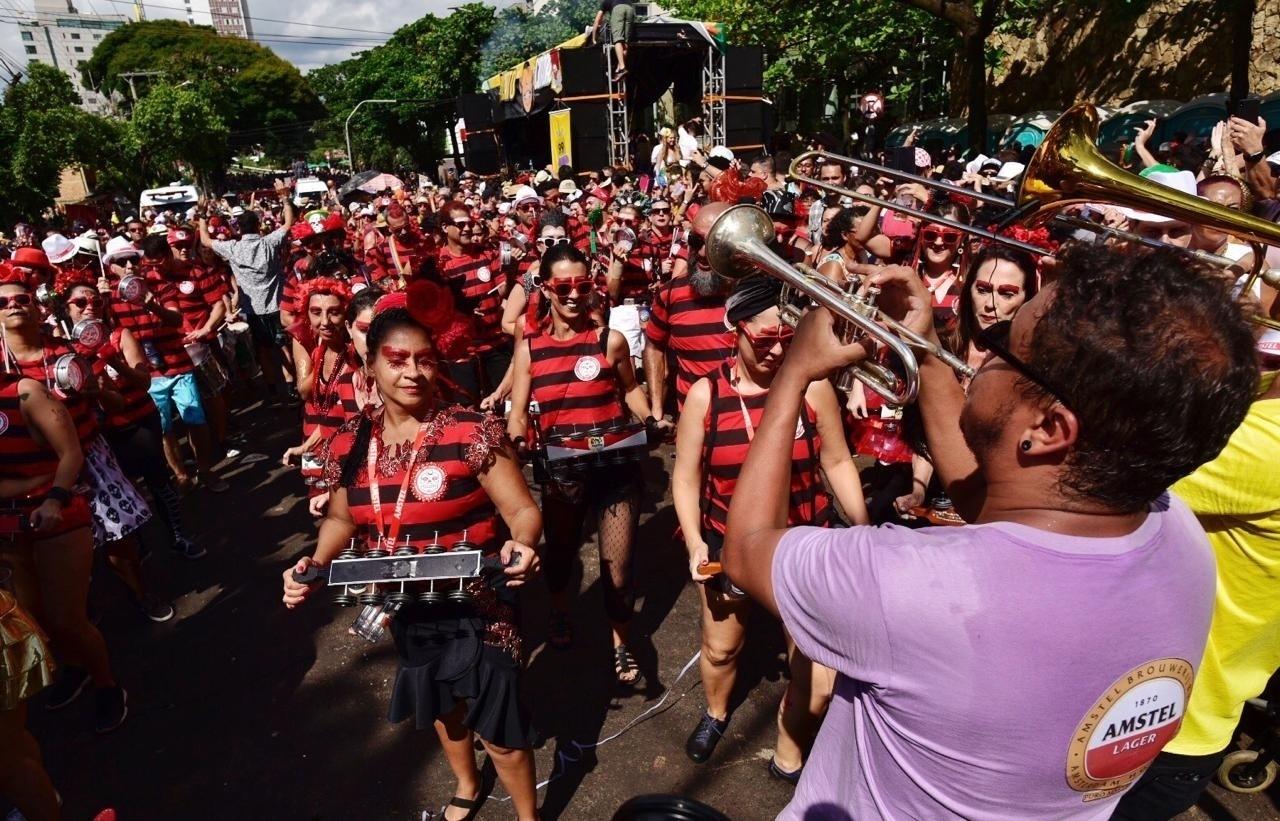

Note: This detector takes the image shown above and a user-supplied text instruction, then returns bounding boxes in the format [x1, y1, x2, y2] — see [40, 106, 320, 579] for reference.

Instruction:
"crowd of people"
[1, 103, 1279, 821]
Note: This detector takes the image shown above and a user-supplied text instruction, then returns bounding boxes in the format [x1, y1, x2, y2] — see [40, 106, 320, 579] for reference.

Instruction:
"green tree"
[129, 83, 229, 190]
[82, 19, 321, 162]
[308, 5, 499, 170]
[0, 63, 134, 224]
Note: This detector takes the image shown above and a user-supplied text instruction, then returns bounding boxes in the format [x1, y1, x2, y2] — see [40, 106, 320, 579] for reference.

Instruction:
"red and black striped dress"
[528, 328, 626, 438]
[169, 261, 219, 338]
[94, 327, 158, 431]
[645, 275, 735, 411]
[0, 375, 92, 530]
[302, 344, 352, 441]
[700, 362, 827, 536]
[438, 246, 506, 359]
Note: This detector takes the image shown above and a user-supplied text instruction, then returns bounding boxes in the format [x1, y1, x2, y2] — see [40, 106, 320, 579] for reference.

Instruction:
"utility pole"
[119, 69, 164, 102]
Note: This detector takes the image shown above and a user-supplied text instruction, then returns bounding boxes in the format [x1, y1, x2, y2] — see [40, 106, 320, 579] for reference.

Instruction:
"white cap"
[103, 235, 141, 264]
[994, 161, 1026, 183]
[497, 202, 511, 215]
[230, 206, 245, 217]
[1119, 169, 1198, 224]
[709, 146, 735, 161]
[965, 154, 990, 175]
[74, 231, 101, 256]
[41, 233, 77, 264]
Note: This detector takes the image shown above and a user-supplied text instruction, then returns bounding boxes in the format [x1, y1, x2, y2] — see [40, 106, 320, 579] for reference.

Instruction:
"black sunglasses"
[974, 320, 1072, 408]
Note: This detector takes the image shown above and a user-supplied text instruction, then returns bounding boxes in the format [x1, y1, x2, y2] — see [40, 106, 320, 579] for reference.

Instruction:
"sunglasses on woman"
[922, 227, 963, 244]
[0, 293, 33, 309]
[548, 277, 594, 298]
[537, 236, 572, 246]
[973, 320, 1072, 408]
[739, 322, 795, 354]
[68, 295, 104, 309]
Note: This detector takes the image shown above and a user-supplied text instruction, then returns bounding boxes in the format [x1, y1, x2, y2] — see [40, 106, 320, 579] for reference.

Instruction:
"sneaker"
[199, 474, 230, 493]
[93, 686, 128, 734]
[135, 596, 176, 623]
[170, 536, 207, 560]
[44, 667, 91, 710]
[685, 711, 729, 763]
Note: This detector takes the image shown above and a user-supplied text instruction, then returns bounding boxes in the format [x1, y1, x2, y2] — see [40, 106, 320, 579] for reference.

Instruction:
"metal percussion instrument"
[116, 275, 148, 305]
[51, 353, 89, 394]
[385, 535, 417, 607]
[71, 318, 106, 351]
[540, 421, 649, 481]
[293, 541, 489, 606]
[448, 530, 479, 604]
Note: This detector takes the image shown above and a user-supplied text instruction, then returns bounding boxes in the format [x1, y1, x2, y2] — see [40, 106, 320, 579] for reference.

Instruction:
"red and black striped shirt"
[0, 376, 60, 480]
[168, 261, 219, 338]
[323, 407, 507, 554]
[93, 327, 157, 430]
[700, 362, 827, 535]
[528, 328, 626, 438]
[13, 338, 99, 444]
[645, 276, 734, 410]
[438, 246, 506, 358]
[365, 230, 433, 286]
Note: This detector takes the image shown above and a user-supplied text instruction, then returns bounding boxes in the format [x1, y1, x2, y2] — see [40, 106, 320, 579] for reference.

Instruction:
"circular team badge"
[1065, 658, 1193, 802]
[412, 463, 449, 502]
[0, 411, 8, 436]
[178, 280, 196, 295]
[476, 266, 492, 283]
[574, 356, 601, 382]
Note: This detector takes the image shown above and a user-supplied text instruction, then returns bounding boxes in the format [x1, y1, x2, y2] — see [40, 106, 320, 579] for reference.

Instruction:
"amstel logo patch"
[1066, 658, 1193, 802]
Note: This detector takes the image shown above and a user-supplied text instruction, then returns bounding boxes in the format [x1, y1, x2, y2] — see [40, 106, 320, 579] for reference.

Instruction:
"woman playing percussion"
[282, 290, 542, 821]
[506, 243, 653, 685]
[672, 275, 869, 775]
[0, 336, 123, 735]
[283, 277, 354, 469]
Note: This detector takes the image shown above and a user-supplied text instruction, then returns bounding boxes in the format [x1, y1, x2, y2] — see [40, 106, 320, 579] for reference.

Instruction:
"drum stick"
[699, 561, 723, 576]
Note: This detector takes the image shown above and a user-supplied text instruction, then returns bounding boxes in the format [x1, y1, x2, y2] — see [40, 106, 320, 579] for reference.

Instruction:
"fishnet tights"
[541, 484, 639, 625]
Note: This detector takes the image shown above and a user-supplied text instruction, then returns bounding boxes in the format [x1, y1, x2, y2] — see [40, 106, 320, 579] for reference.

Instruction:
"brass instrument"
[704, 204, 974, 406]
[790, 103, 1280, 329]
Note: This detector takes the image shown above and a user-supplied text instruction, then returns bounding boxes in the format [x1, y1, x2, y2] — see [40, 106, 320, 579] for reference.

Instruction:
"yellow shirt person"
[1167, 371, 1280, 756]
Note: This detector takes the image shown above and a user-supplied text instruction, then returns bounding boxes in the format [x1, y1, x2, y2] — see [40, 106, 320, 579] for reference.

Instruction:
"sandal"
[547, 610, 573, 650]
[441, 795, 480, 821]
[614, 644, 640, 687]
[768, 756, 802, 785]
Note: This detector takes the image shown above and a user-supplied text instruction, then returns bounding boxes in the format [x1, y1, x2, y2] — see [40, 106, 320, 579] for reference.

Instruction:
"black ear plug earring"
[1020, 440, 1032, 452]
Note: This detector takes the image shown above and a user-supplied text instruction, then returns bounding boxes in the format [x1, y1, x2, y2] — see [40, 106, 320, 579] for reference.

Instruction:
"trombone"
[789, 103, 1280, 329]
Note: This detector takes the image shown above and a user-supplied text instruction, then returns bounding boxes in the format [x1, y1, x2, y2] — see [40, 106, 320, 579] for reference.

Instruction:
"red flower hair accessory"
[405, 279, 472, 361]
[0, 262, 30, 287]
[299, 276, 351, 310]
[706, 169, 767, 204]
[53, 269, 96, 300]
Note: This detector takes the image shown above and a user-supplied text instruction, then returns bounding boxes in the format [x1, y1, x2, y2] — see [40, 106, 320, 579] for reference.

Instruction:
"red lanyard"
[367, 417, 431, 548]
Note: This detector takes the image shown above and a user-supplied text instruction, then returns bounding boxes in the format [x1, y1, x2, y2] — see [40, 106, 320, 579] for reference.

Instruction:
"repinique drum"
[116, 275, 147, 304]
[51, 353, 89, 394]
[71, 319, 106, 351]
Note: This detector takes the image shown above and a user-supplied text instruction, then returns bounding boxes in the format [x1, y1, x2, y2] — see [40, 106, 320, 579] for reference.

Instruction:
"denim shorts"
[148, 372, 207, 433]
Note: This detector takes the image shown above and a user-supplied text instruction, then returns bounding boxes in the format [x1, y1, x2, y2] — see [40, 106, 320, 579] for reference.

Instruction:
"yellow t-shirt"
[1167, 371, 1280, 756]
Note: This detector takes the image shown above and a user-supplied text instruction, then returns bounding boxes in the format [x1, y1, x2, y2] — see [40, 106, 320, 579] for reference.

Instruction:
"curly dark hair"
[1026, 242, 1257, 512]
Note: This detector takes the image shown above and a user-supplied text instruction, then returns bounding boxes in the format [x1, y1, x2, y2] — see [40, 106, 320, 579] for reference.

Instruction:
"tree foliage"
[82, 19, 320, 160]
[129, 83, 229, 190]
[308, 4, 501, 171]
[0, 64, 128, 225]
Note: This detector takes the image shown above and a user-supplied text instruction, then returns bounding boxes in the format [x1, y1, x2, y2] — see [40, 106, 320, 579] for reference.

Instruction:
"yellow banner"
[549, 109, 573, 171]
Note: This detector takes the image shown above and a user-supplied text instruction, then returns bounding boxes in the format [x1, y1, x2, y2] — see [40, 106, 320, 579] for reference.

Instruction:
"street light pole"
[345, 98, 398, 171]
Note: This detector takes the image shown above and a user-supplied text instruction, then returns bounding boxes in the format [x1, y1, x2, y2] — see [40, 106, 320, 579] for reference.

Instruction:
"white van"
[139, 184, 201, 216]
[294, 176, 328, 206]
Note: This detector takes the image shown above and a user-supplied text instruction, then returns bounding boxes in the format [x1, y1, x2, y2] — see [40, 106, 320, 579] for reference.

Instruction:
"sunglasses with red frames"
[921, 227, 963, 243]
[67, 296, 104, 309]
[0, 293, 34, 309]
[739, 322, 795, 352]
[548, 277, 594, 298]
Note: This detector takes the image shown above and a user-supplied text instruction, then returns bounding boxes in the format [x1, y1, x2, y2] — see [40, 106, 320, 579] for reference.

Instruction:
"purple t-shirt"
[773, 493, 1214, 820]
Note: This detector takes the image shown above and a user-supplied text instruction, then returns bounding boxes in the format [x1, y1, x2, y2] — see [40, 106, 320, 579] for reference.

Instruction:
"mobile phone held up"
[1228, 96, 1261, 125]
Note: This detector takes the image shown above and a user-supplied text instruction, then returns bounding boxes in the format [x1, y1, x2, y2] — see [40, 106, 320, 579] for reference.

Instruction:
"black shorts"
[536, 459, 642, 509]
[246, 310, 285, 348]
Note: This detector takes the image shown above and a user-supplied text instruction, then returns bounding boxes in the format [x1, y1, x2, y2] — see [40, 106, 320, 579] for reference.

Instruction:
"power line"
[92, 0, 400, 35]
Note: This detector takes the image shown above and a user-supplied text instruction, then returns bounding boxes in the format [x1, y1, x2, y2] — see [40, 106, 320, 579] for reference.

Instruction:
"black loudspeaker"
[726, 102, 766, 153]
[723, 46, 762, 93]
[458, 93, 496, 128]
[568, 101, 610, 171]
[560, 48, 609, 97]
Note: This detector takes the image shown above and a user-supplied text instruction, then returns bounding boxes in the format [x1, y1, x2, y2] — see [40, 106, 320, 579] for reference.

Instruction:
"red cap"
[9, 246, 55, 274]
[167, 228, 194, 247]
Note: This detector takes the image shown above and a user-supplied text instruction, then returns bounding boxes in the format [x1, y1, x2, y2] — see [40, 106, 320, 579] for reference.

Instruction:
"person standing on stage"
[721, 244, 1258, 819]
[506, 244, 653, 684]
[282, 291, 542, 821]
[592, 0, 634, 81]
[673, 276, 868, 772]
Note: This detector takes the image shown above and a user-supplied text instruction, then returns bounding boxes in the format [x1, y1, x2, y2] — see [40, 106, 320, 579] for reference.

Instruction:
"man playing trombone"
[720, 242, 1258, 819]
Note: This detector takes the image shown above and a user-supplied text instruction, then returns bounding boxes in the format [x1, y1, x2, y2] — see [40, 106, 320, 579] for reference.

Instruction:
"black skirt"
[387, 600, 534, 749]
